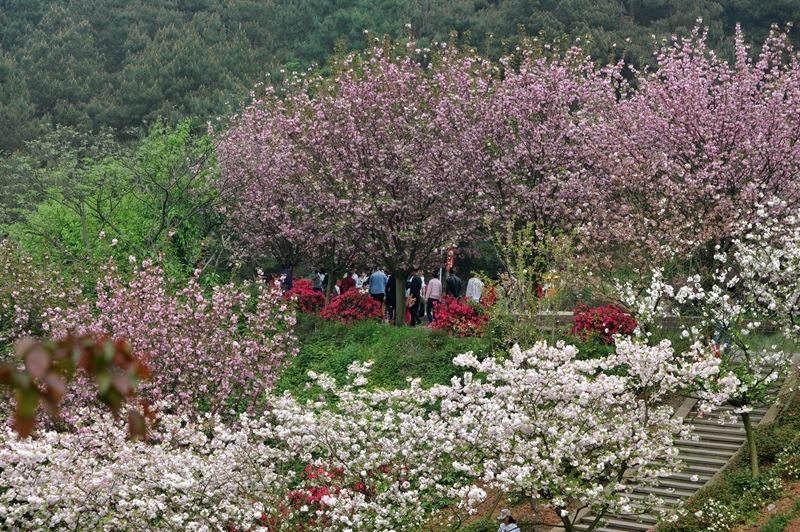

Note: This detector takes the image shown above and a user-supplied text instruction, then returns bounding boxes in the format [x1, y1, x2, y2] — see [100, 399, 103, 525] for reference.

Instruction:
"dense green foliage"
[0, 121, 228, 279]
[1, 0, 798, 152]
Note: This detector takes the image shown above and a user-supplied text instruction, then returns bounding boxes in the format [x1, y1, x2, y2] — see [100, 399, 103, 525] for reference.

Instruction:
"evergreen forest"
[1, 0, 799, 154]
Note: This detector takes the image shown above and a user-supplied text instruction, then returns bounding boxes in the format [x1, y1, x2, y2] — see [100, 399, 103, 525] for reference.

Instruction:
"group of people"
[280, 262, 491, 325]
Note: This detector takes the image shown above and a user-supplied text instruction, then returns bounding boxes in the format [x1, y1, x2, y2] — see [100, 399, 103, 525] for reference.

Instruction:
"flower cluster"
[0, 240, 81, 358]
[0, 337, 728, 532]
[318, 290, 382, 325]
[284, 279, 326, 314]
[571, 303, 638, 344]
[430, 295, 488, 337]
[46, 258, 298, 421]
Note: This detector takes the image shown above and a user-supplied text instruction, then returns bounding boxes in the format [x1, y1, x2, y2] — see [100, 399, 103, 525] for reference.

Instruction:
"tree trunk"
[80, 204, 91, 252]
[741, 411, 760, 477]
[557, 506, 574, 532]
[325, 271, 337, 303]
[395, 275, 407, 327]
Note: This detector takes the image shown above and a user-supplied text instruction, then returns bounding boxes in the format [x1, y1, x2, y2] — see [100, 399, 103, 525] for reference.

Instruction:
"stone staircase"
[564, 399, 777, 532]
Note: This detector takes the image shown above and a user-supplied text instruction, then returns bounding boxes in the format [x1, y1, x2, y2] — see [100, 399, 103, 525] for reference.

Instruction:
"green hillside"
[1, 0, 798, 153]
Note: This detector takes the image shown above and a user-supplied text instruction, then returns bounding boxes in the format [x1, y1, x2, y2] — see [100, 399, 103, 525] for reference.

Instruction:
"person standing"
[311, 263, 326, 293]
[280, 263, 294, 292]
[385, 273, 396, 323]
[368, 267, 388, 303]
[356, 270, 369, 291]
[466, 273, 484, 302]
[445, 267, 462, 299]
[408, 267, 423, 326]
[424, 271, 442, 324]
[340, 271, 356, 294]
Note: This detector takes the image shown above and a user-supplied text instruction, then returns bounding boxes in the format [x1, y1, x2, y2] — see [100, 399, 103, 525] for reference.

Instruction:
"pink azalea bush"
[571, 303, 638, 344]
[47, 257, 297, 420]
[283, 279, 326, 314]
[430, 295, 489, 337]
[318, 290, 382, 325]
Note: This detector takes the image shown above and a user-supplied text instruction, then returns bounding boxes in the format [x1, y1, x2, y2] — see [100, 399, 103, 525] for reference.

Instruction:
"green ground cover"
[275, 314, 493, 400]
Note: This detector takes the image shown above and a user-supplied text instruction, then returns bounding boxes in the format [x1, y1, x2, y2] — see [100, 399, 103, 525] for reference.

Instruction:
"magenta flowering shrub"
[571, 303, 638, 344]
[430, 295, 488, 337]
[48, 257, 298, 419]
[283, 279, 326, 314]
[318, 290, 382, 325]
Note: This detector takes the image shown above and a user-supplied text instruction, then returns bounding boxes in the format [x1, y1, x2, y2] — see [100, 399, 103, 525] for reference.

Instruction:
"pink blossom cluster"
[46, 258, 298, 420]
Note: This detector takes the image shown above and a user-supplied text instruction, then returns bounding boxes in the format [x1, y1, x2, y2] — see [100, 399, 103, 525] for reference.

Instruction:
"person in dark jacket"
[408, 267, 423, 326]
[445, 267, 462, 299]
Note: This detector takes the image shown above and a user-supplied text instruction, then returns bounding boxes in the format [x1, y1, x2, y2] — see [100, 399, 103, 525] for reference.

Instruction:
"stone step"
[652, 477, 704, 491]
[574, 515, 657, 532]
[674, 438, 744, 450]
[547, 374, 788, 532]
[683, 432, 749, 444]
[678, 442, 744, 462]
[636, 485, 696, 498]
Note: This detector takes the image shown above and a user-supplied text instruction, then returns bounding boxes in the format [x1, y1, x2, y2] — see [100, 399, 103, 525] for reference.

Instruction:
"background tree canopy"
[0, 0, 798, 153]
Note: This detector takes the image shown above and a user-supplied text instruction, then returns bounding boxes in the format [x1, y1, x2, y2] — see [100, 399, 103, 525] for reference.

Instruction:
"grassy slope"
[275, 314, 492, 400]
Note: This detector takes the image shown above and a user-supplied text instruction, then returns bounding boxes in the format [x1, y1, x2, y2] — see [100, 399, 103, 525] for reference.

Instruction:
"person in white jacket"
[465, 274, 484, 302]
[497, 509, 519, 532]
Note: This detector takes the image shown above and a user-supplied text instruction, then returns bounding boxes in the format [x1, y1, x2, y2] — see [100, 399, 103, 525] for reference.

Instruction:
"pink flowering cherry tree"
[480, 43, 617, 238]
[216, 87, 363, 295]
[46, 257, 298, 421]
[218, 44, 494, 321]
[590, 26, 800, 272]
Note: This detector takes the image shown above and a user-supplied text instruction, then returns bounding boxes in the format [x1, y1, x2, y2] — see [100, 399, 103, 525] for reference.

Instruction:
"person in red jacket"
[340, 271, 356, 293]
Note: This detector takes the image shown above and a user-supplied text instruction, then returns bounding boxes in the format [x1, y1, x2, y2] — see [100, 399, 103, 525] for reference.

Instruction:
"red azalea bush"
[571, 303, 637, 344]
[283, 279, 326, 314]
[430, 295, 489, 337]
[319, 290, 383, 325]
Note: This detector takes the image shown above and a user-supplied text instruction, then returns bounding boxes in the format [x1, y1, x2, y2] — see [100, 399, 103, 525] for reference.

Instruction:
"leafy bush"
[284, 279, 326, 314]
[431, 295, 489, 337]
[571, 303, 637, 344]
[319, 290, 382, 325]
[753, 421, 800, 463]
[460, 518, 497, 532]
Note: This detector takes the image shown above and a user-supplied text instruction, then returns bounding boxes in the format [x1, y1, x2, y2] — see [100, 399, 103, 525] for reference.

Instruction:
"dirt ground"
[733, 481, 800, 532]
[458, 483, 562, 531]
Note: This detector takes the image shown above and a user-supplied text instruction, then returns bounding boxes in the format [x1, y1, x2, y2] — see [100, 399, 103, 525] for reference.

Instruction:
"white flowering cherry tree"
[430, 338, 723, 532]
[0, 362, 468, 532]
[617, 199, 800, 477]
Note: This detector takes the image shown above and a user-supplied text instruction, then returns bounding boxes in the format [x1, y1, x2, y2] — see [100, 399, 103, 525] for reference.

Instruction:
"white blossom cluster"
[617, 198, 799, 421]
[0, 338, 724, 532]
